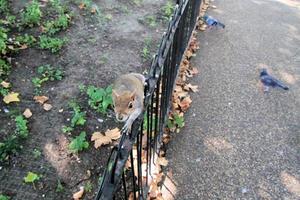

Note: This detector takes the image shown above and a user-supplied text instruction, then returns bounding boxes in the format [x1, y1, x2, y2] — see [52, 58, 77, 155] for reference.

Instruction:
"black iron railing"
[95, 0, 201, 199]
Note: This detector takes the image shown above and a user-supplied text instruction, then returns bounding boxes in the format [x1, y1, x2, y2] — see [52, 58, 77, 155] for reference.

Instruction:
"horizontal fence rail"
[95, 0, 201, 199]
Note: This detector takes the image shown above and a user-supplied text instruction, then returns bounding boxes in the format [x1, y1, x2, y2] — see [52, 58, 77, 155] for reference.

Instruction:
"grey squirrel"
[112, 73, 145, 133]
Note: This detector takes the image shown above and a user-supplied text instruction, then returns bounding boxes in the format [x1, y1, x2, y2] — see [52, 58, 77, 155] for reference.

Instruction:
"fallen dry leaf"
[19, 44, 28, 50]
[43, 103, 52, 111]
[73, 186, 84, 200]
[105, 128, 121, 140]
[185, 50, 193, 59]
[78, 2, 85, 9]
[178, 96, 192, 111]
[157, 157, 168, 166]
[91, 132, 112, 148]
[23, 108, 32, 118]
[1, 81, 10, 88]
[3, 92, 20, 104]
[90, 7, 97, 14]
[33, 95, 49, 104]
[184, 83, 199, 92]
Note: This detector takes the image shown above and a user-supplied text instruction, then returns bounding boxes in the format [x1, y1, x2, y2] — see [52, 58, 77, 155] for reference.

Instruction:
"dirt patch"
[0, 0, 172, 199]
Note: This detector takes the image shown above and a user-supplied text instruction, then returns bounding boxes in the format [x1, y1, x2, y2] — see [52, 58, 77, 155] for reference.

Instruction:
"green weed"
[68, 131, 89, 153]
[15, 34, 36, 47]
[62, 126, 73, 133]
[162, 1, 174, 20]
[56, 180, 64, 192]
[0, 27, 8, 54]
[145, 15, 157, 27]
[0, 0, 9, 14]
[141, 38, 151, 61]
[69, 102, 86, 127]
[167, 113, 184, 130]
[39, 35, 66, 53]
[0, 194, 10, 200]
[21, 0, 42, 27]
[43, 14, 70, 35]
[32, 65, 63, 88]
[0, 59, 10, 77]
[86, 85, 113, 114]
[32, 148, 41, 159]
[24, 171, 40, 189]
[84, 181, 93, 192]
[0, 115, 29, 162]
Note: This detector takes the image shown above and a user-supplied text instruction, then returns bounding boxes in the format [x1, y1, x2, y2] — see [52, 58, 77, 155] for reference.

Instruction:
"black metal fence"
[95, 0, 201, 199]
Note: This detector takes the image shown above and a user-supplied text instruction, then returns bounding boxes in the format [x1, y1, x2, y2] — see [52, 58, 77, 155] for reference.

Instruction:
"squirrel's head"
[112, 89, 136, 122]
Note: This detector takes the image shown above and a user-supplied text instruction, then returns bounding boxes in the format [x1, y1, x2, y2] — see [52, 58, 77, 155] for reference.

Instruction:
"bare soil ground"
[0, 0, 172, 199]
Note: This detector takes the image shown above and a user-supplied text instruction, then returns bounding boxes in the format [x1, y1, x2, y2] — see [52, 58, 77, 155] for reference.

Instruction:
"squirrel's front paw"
[121, 122, 132, 135]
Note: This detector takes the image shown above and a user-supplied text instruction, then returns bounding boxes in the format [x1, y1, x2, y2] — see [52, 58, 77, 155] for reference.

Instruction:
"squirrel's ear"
[130, 90, 136, 100]
[112, 89, 119, 98]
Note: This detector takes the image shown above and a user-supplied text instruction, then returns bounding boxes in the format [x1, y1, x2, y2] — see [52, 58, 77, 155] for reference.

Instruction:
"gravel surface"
[166, 0, 300, 199]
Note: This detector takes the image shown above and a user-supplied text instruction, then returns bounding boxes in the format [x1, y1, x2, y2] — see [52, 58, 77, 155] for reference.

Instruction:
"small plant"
[0, 27, 8, 54]
[84, 181, 93, 192]
[15, 115, 29, 138]
[32, 65, 63, 88]
[0, 115, 29, 162]
[56, 180, 64, 192]
[68, 131, 89, 153]
[24, 171, 40, 189]
[32, 148, 41, 159]
[86, 85, 113, 114]
[0, 194, 10, 200]
[141, 38, 151, 61]
[162, 1, 174, 20]
[0, 0, 9, 14]
[15, 34, 36, 47]
[50, 0, 67, 14]
[21, 0, 42, 27]
[62, 126, 73, 133]
[39, 35, 66, 53]
[69, 102, 86, 127]
[0, 59, 11, 77]
[43, 14, 70, 35]
[145, 15, 157, 27]
[167, 113, 184, 130]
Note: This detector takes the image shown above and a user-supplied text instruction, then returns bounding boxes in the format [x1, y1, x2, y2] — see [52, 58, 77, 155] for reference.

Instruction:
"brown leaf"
[19, 44, 28, 49]
[105, 128, 121, 140]
[184, 83, 199, 92]
[91, 132, 112, 148]
[73, 186, 84, 200]
[43, 103, 53, 111]
[23, 108, 32, 118]
[185, 50, 193, 59]
[178, 96, 192, 111]
[33, 95, 49, 104]
[157, 157, 168, 166]
[78, 3, 85, 9]
[1, 81, 10, 88]
[91, 7, 97, 14]
[3, 92, 20, 104]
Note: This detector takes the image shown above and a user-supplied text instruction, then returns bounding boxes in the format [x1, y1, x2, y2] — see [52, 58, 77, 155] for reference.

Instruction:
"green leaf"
[0, 194, 10, 200]
[174, 114, 184, 128]
[68, 132, 89, 153]
[24, 172, 40, 183]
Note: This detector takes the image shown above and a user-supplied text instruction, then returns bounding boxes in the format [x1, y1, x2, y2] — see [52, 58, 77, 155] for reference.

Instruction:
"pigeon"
[203, 15, 225, 29]
[260, 68, 289, 92]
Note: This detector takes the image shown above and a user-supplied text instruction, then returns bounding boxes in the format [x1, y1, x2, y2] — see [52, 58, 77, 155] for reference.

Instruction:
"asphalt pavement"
[166, 0, 300, 199]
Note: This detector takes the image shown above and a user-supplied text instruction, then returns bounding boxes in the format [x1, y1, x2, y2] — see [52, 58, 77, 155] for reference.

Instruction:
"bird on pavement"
[203, 15, 225, 29]
[260, 68, 289, 92]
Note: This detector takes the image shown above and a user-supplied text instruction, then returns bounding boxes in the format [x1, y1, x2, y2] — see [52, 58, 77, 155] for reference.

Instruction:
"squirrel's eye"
[128, 102, 133, 109]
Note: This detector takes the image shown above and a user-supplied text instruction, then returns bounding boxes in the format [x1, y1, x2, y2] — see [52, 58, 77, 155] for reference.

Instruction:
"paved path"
[167, 0, 300, 199]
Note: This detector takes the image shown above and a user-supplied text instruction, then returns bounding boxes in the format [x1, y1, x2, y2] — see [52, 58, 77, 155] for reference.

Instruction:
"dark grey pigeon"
[260, 68, 289, 92]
